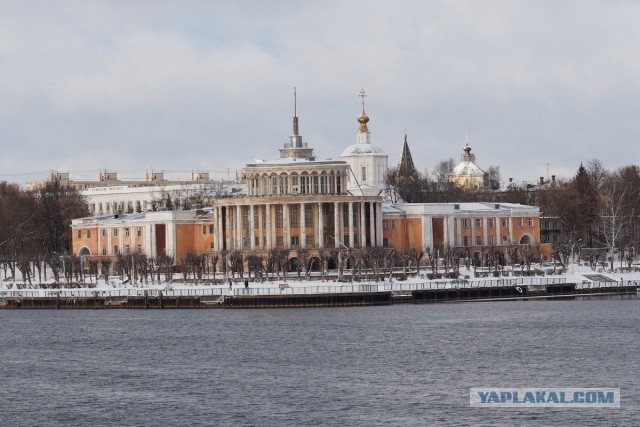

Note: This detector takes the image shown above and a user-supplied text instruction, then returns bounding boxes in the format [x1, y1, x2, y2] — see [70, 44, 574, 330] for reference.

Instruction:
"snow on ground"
[2, 263, 640, 298]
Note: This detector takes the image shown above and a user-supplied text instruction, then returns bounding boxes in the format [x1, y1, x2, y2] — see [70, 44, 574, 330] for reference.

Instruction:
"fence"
[4, 277, 640, 299]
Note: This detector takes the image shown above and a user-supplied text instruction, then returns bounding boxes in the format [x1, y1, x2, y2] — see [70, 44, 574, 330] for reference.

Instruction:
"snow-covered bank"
[2, 264, 640, 298]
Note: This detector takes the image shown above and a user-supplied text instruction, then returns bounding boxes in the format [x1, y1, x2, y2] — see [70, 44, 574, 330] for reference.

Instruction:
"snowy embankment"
[2, 264, 640, 299]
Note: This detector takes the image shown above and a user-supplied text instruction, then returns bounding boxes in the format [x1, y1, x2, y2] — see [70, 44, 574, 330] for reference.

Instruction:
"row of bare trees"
[0, 180, 89, 285]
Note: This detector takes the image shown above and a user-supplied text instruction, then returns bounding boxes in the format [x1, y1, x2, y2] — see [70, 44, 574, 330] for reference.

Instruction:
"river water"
[1, 296, 638, 426]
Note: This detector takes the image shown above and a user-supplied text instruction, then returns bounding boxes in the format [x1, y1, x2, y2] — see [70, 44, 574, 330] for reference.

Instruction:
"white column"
[470, 217, 476, 247]
[212, 207, 219, 251]
[166, 221, 176, 258]
[348, 202, 354, 248]
[236, 205, 243, 249]
[225, 207, 232, 251]
[146, 224, 155, 258]
[496, 216, 501, 246]
[376, 202, 383, 247]
[250, 205, 255, 250]
[360, 202, 366, 248]
[369, 201, 375, 248]
[266, 204, 272, 249]
[107, 227, 112, 255]
[334, 202, 340, 248]
[300, 203, 306, 248]
[483, 217, 488, 246]
[258, 205, 264, 249]
[317, 203, 324, 248]
[283, 203, 290, 248]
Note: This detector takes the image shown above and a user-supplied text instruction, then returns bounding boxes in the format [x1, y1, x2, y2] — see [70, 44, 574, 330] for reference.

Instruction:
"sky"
[1, 0, 639, 187]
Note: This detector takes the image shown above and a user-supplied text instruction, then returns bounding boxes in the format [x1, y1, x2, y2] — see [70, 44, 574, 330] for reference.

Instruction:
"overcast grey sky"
[1, 0, 639, 186]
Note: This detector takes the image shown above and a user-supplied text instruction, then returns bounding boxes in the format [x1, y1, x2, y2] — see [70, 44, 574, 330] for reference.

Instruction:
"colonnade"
[212, 199, 383, 252]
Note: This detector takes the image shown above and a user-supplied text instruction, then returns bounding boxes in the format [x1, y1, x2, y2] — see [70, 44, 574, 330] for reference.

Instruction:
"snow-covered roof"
[340, 143, 387, 157]
[452, 161, 485, 177]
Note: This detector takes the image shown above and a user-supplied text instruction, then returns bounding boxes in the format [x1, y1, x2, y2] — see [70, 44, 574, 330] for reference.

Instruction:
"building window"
[503, 236, 508, 243]
[209, 224, 214, 234]
[361, 166, 367, 182]
[113, 245, 119, 254]
[125, 228, 130, 237]
[502, 218, 508, 228]
[77, 230, 81, 238]
[276, 236, 284, 246]
[102, 248, 107, 256]
[113, 229, 118, 237]
[462, 219, 469, 229]
[291, 236, 299, 248]
[343, 205, 349, 225]
[518, 218, 523, 227]
[476, 236, 482, 245]
[306, 235, 314, 245]
[102, 229, 106, 237]
[304, 204, 312, 228]
[529, 217, 534, 227]
[255, 236, 260, 247]
[344, 235, 350, 247]
[383, 220, 389, 230]
[463, 236, 469, 247]
[291, 205, 299, 228]
[137, 227, 142, 237]
[125, 245, 130, 255]
[210, 242, 215, 249]
[383, 238, 389, 247]
[276, 206, 283, 228]
[475, 218, 481, 228]
[490, 236, 495, 245]
[87, 229, 91, 238]
[391, 220, 396, 230]
[137, 244, 142, 253]
[488, 218, 494, 228]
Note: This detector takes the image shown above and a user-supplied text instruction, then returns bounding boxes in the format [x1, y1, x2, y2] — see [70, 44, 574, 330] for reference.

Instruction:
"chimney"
[539, 177, 544, 185]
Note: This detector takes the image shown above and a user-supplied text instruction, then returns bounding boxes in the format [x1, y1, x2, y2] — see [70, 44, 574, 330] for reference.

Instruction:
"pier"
[1, 278, 638, 309]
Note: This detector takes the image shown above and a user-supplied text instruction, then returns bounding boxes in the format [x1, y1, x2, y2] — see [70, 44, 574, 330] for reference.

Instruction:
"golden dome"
[358, 110, 369, 132]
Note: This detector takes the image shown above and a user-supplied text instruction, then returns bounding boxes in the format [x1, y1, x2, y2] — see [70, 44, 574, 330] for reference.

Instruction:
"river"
[1, 296, 638, 426]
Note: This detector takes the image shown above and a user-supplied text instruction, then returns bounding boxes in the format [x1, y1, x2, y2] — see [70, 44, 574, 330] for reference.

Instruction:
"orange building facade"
[383, 202, 550, 260]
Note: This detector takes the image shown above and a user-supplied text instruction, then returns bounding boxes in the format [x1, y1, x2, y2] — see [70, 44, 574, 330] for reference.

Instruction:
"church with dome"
[449, 134, 487, 190]
[340, 90, 389, 196]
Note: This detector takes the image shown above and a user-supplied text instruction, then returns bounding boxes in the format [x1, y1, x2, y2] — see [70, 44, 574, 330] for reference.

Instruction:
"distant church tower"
[340, 89, 388, 196]
[397, 130, 418, 177]
[449, 132, 486, 189]
[279, 87, 315, 160]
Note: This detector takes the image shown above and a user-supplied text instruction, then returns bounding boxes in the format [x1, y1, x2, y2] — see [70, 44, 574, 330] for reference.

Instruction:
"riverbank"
[2, 280, 638, 309]
[2, 265, 640, 309]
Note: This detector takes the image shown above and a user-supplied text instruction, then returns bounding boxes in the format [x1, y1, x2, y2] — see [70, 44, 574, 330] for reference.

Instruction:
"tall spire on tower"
[398, 130, 417, 176]
[290, 86, 302, 147]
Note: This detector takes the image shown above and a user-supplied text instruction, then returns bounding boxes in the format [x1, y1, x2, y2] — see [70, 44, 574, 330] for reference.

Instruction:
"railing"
[4, 278, 639, 299]
[233, 284, 379, 296]
[576, 280, 640, 290]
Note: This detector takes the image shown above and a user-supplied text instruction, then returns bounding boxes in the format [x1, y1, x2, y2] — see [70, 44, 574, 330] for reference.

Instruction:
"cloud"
[1, 0, 640, 186]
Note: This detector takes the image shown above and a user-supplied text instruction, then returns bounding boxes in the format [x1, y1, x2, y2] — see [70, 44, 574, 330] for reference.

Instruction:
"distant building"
[449, 134, 486, 190]
[26, 169, 223, 192]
